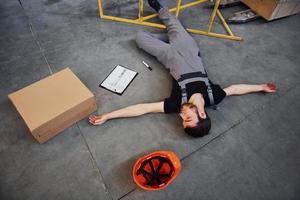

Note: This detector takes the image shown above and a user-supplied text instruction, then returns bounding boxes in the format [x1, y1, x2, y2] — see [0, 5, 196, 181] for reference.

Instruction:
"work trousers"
[136, 8, 204, 80]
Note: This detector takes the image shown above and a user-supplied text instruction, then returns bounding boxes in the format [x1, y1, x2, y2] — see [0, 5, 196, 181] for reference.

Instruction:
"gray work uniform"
[136, 8, 213, 105]
[136, 8, 207, 81]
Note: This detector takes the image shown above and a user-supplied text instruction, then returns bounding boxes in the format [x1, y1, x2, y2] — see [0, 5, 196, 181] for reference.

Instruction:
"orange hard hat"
[132, 150, 181, 191]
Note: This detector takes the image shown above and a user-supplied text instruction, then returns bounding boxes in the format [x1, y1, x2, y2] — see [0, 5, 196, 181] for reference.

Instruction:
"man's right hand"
[89, 114, 109, 125]
[88, 102, 164, 126]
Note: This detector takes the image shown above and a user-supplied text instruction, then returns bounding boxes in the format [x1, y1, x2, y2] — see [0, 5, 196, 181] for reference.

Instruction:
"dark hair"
[184, 114, 211, 138]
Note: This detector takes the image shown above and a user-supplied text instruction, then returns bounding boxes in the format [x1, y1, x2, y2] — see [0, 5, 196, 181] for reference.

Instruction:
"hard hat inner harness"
[136, 156, 175, 187]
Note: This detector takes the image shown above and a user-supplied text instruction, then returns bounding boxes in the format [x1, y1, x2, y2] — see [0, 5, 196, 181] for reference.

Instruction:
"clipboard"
[99, 65, 138, 95]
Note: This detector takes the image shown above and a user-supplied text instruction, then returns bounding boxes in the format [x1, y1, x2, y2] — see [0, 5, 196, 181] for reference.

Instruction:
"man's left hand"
[262, 83, 277, 93]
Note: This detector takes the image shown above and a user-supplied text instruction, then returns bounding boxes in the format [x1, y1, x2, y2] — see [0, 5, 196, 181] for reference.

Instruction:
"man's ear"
[179, 112, 183, 118]
[198, 111, 206, 119]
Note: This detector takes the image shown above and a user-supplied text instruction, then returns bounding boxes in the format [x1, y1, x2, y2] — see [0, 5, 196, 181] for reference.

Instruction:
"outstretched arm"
[89, 101, 164, 125]
[223, 83, 276, 96]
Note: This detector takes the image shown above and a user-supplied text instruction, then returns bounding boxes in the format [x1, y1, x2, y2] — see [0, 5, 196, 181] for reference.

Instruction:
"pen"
[142, 61, 152, 71]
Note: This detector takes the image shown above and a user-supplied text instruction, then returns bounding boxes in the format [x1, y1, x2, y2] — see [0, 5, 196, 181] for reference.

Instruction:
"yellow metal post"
[97, 0, 104, 18]
[207, 0, 221, 33]
[139, 0, 144, 22]
[175, 0, 182, 18]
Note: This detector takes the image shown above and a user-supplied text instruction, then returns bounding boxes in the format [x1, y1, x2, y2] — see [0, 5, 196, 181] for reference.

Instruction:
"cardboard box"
[242, 0, 300, 21]
[8, 68, 97, 143]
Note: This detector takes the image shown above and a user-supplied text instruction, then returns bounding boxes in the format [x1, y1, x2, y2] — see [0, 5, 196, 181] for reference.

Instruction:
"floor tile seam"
[0, 1, 53, 154]
[17, 0, 24, 9]
[75, 123, 114, 200]
[0, 49, 46, 65]
[19, 0, 53, 75]
[179, 81, 300, 162]
[0, 1, 41, 64]
[118, 188, 137, 200]
[28, 22, 53, 75]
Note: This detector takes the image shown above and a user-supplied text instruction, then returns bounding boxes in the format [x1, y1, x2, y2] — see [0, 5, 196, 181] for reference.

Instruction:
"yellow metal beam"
[187, 28, 242, 41]
[142, 0, 208, 21]
[216, 10, 234, 36]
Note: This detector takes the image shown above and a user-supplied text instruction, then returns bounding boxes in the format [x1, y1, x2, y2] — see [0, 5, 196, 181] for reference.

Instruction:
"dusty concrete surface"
[1, 0, 299, 199]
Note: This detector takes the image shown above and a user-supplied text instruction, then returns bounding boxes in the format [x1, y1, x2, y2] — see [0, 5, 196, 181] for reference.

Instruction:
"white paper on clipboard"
[100, 65, 137, 94]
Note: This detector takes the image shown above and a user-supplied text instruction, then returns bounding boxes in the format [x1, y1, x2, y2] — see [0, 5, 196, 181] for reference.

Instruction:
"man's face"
[179, 103, 199, 128]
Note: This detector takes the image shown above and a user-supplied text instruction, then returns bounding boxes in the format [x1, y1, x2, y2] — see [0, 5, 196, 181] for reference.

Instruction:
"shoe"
[148, 0, 162, 12]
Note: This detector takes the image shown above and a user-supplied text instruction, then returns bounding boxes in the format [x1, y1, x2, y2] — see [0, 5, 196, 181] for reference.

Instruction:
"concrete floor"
[1, 0, 300, 199]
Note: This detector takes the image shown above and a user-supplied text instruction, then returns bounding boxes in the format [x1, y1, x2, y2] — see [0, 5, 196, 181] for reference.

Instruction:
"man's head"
[179, 103, 211, 137]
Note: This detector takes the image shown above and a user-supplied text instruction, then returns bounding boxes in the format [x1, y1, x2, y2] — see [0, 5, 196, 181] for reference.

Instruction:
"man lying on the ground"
[89, 0, 276, 137]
